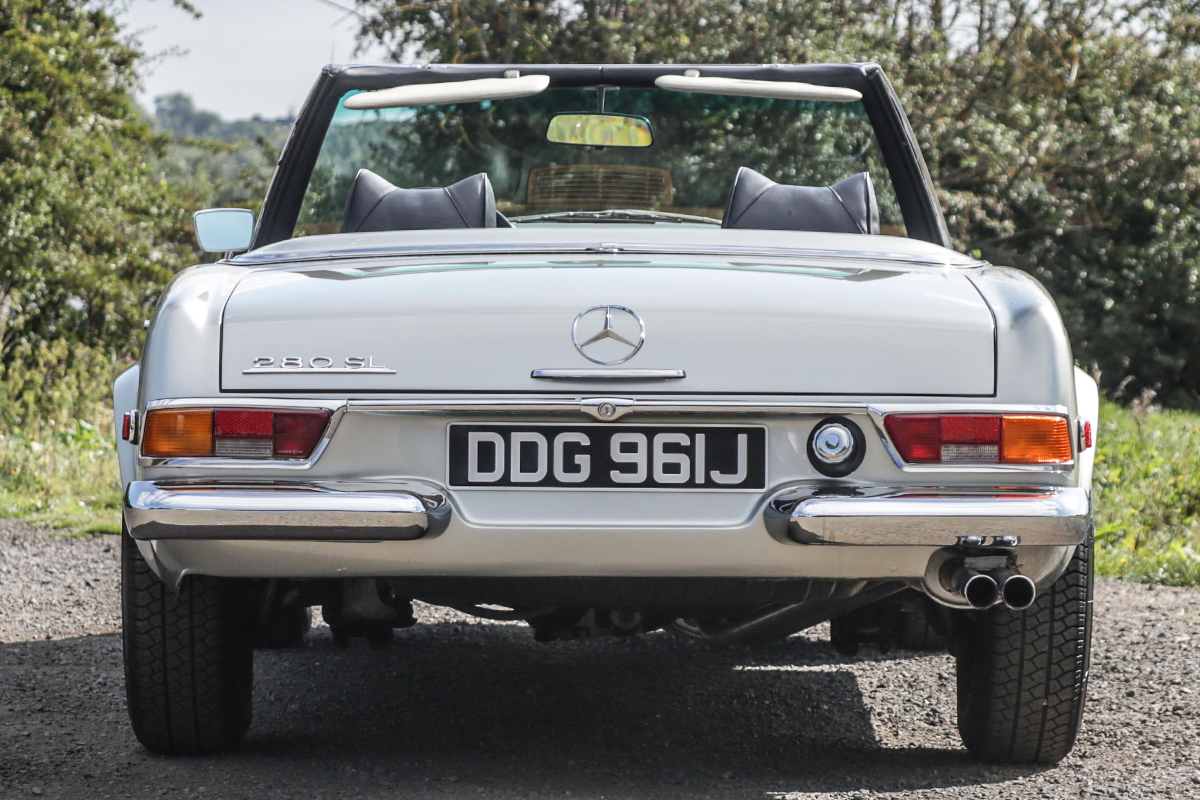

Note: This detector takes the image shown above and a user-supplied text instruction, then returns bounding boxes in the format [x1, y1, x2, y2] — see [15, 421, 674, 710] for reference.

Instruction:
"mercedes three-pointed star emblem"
[571, 305, 646, 365]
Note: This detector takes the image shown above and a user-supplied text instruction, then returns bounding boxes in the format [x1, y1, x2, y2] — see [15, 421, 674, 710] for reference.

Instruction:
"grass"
[2, 400, 1198, 585]
[1092, 401, 1200, 586]
[0, 411, 123, 535]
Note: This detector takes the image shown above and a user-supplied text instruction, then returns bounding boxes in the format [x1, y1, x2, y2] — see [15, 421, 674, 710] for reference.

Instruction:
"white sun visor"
[654, 73, 862, 103]
[343, 74, 551, 110]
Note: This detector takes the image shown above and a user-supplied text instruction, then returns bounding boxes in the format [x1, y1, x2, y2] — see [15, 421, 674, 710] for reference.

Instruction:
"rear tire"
[122, 529, 254, 754]
[894, 593, 946, 651]
[955, 531, 1094, 764]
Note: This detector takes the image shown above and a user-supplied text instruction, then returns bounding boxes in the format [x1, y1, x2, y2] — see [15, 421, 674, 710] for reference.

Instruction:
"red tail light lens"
[142, 408, 331, 459]
[274, 411, 333, 457]
[884, 414, 1072, 465]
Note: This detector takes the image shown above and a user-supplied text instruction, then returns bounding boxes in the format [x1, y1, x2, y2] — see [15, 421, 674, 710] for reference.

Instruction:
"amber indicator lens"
[142, 409, 214, 458]
[1001, 415, 1074, 464]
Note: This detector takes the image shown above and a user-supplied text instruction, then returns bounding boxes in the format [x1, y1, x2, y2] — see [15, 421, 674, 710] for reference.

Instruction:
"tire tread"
[122, 531, 252, 754]
[957, 532, 1093, 764]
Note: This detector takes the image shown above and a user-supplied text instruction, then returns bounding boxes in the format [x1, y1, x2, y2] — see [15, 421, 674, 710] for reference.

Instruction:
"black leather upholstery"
[340, 169, 497, 233]
[721, 168, 880, 234]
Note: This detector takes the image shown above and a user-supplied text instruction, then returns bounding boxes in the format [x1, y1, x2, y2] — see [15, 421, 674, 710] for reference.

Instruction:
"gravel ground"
[1, 520, 1197, 799]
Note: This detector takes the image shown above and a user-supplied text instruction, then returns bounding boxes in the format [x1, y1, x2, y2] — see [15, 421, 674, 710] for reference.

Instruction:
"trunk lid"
[220, 256, 994, 395]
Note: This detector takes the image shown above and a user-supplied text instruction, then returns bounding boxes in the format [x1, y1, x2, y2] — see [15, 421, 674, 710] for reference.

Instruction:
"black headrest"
[721, 168, 879, 235]
[341, 169, 497, 233]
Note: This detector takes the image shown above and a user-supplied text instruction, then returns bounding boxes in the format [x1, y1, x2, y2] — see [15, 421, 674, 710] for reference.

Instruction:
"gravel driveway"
[1, 520, 1197, 799]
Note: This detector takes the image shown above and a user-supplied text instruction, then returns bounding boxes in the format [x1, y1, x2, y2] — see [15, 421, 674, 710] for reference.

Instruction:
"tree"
[353, 0, 1200, 406]
[0, 0, 198, 378]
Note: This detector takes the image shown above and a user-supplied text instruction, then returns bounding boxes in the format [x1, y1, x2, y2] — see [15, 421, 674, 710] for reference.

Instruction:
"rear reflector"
[884, 414, 1072, 465]
[142, 408, 331, 459]
[275, 411, 334, 457]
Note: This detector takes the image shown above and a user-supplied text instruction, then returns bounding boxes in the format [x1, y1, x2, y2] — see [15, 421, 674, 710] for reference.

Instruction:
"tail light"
[884, 414, 1073, 465]
[142, 408, 331, 459]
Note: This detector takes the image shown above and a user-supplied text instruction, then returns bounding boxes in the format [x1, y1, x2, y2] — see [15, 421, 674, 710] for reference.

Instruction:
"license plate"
[447, 424, 767, 490]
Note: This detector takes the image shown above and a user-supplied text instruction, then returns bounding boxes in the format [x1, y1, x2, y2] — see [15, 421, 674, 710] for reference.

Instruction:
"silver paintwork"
[113, 365, 140, 489]
[120, 225, 1097, 592]
[220, 261, 995, 394]
[217, 234, 997, 395]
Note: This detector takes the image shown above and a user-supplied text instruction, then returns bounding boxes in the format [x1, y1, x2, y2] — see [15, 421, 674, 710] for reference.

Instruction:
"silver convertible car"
[114, 64, 1097, 763]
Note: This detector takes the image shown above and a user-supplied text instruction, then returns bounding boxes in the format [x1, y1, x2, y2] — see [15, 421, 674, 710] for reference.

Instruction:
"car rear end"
[120, 242, 1094, 618]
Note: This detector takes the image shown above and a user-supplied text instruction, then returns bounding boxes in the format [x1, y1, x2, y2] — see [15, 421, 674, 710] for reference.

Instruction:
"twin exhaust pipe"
[947, 566, 1037, 611]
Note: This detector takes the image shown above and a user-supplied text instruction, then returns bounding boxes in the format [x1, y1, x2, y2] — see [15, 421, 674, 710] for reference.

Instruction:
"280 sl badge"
[244, 356, 396, 374]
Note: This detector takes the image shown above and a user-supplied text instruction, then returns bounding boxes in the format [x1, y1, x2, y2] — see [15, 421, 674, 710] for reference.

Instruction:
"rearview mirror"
[546, 113, 653, 147]
[193, 208, 255, 253]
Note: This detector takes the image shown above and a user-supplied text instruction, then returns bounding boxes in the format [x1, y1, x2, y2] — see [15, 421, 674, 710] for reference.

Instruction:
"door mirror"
[546, 113, 653, 147]
[193, 208, 255, 253]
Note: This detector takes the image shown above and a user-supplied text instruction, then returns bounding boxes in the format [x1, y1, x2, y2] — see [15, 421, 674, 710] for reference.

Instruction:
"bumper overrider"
[125, 480, 1089, 547]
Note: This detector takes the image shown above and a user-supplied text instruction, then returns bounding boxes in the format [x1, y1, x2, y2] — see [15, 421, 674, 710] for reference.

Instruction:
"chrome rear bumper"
[124, 481, 438, 541]
[127, 480, 1088, 550]
[768, 486, 1090, 546]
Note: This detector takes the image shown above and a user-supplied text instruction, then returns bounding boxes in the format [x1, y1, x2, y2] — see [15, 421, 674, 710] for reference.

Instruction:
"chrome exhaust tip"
[940, 564, 1000, 609]
[961, 571, 1000, 609]
[998, 572, 1037, 611]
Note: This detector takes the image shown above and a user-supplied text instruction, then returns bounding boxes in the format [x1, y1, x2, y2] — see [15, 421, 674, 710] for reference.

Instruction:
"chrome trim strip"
[231, 241, 984, 269]
[531, 369, 686, 380]
[138, 397, 1074, 474]
[771, 486, 1090, 546]
[145, 398, 347, 410]
[124, 481, 431, 540]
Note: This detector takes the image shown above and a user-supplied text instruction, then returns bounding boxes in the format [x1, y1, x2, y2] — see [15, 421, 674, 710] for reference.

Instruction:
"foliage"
[150, 94, 289, 214]
[1093, 401, 1200, 586]
[354, 0, 1200, 408]
[153, 92, 292, 145]
[0, 0, 200, 373]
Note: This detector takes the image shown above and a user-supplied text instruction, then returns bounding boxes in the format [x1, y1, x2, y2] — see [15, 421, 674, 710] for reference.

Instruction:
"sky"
[118, 0, 391, 120]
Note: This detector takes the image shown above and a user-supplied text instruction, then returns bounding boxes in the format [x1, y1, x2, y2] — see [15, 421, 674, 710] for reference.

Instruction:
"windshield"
[295, 86, 907, 236]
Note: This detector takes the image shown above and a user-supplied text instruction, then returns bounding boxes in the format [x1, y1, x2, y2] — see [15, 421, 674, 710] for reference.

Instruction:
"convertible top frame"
[252, 63, 950, 250]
